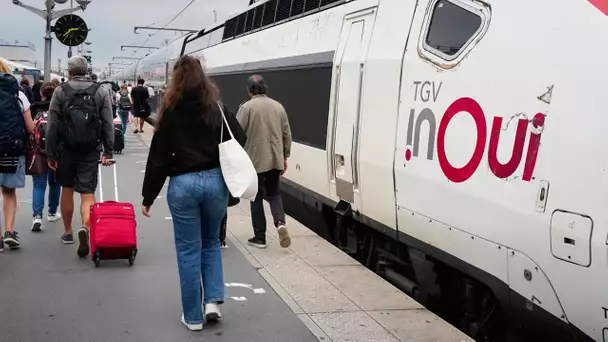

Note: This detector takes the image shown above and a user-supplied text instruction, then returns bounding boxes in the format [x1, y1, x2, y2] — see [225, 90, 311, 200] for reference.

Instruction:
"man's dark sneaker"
[31, 214, 43, 232]
[0, 238, 4, 252]
[60, 233, 74, 244]
[77, 227, 90, 258]
[247, 237, 267, 249]
[4, 231, 20, 249]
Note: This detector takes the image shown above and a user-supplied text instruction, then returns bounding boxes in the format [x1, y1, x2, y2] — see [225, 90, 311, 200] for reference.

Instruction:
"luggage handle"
[98, 160, 118, 202]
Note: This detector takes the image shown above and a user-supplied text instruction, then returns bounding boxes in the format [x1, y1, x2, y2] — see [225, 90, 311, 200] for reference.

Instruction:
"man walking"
[237, 75, 292, 249]
[130, 78, 151, 134]
[47, 56, 114, 258]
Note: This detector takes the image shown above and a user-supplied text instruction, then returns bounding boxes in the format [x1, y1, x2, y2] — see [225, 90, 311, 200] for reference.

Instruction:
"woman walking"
[115, 84, 131, 136]
[29, 82, 62, 232]
[141, 55, 246, 331]
[0, 59, 36, 251]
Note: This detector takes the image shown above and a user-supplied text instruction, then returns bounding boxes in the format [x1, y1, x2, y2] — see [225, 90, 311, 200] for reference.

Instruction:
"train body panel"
[393, 0, 608, 339]
[145, 0, 608, 339]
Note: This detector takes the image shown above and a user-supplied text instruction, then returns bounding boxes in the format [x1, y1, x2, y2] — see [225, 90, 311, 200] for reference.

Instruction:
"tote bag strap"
[218, 102, 235, 142]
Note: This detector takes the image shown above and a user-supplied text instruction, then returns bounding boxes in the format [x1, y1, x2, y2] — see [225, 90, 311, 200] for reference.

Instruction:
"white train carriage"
[138, 0, 608, 340]
[110, 37, 187, 87]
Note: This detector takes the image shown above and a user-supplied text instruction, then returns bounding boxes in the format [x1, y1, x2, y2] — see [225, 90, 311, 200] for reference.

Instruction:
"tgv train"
[112, 0, 608, 340]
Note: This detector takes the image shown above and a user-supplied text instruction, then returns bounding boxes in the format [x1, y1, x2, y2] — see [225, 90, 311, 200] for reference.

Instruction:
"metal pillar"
[68, 0, 73, 58]
[12, 0, 89, 78]
[44, 0, 53, 78]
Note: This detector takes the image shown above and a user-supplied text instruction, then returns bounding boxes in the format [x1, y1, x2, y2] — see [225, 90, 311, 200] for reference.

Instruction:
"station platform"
[0, 123, 472, 342]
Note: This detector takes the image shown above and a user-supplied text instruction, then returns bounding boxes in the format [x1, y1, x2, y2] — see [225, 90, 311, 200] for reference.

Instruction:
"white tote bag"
[218, 103, 258, 201]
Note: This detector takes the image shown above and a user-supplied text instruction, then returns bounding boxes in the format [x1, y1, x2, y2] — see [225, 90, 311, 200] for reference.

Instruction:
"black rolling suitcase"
[113, 117, 124, 154]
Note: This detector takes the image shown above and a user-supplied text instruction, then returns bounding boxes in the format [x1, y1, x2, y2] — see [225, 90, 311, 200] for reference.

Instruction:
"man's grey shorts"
[56, 148, 99, 194]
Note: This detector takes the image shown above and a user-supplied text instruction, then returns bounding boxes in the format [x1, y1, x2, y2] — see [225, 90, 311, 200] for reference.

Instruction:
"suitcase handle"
[98, 161, 119, 202]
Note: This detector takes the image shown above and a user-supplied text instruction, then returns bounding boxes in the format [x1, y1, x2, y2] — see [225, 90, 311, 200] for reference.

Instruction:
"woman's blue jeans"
[32, 169, 60, 217]
[167, 167, 228, 325]
[117, 109, 128, 136]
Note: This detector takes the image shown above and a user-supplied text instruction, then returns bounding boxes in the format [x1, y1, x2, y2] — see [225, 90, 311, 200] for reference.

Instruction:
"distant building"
[0, 40, 38, 67]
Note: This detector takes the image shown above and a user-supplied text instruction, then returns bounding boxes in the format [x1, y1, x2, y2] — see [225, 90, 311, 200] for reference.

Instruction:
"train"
[1, 58, 62, 85]
[111, 0, 608, 341]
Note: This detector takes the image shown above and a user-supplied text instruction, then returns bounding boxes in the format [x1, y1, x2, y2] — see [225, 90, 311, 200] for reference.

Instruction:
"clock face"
[54, 15, 88, 47]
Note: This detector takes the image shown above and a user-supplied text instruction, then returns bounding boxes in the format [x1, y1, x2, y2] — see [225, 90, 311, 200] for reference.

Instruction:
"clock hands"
[63, 27, 79, 38]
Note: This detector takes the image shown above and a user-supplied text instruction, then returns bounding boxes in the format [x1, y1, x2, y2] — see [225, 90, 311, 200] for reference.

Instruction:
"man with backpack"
[46, 56, 114, 258]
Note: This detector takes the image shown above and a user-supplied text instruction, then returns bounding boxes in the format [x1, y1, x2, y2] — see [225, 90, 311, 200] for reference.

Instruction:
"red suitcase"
[90, 162, 138, 267]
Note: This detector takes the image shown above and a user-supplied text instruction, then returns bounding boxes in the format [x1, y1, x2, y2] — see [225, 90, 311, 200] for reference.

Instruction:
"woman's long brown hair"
[157, 55, 220, 127]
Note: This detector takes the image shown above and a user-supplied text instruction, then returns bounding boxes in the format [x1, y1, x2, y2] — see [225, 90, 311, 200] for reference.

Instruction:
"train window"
[236, 13, 247, 35]
[223, 18, 237, 40]
[304, 0, 320, 12]
[276, 0, 291, 22]
[253, 5, 264, 29]
[422, 0, 486, 60]
[291, 0, 305, 17]
[263, 0, 278, 27]
[245, 9, 255, 33]
[320, 0, 340, 7]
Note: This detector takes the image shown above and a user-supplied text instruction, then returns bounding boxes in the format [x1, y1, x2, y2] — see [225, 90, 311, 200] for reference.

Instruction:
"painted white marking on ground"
[165, 217, 172, 220]
[136, 161, 147, 164]
[230, 297, 247, 301]
[225, 283, 253, 288]
[140, 170, 145, 173]
[225, 283, 266, 295]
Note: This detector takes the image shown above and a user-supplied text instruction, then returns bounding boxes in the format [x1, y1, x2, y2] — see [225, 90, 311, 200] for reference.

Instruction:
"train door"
[329, 8, 377, 209]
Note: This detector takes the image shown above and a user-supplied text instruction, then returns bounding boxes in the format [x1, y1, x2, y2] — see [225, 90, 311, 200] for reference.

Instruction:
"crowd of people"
[0, 54, 294, 332]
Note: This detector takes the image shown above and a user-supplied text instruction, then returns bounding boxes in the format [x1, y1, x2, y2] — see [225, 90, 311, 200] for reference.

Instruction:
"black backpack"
[0, 74, 26, 157]
[118, 92, 132, 110]
[59, 83, 101, 152]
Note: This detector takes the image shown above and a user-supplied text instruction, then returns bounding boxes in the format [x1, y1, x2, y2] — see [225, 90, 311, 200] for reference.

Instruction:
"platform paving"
[0, 129, 317, 342]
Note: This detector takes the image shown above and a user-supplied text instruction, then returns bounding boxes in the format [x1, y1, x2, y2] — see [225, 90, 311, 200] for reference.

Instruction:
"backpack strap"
[85, 83, 101, 112]
[61, 82, 75, 109]
[85, 83, 101, 96]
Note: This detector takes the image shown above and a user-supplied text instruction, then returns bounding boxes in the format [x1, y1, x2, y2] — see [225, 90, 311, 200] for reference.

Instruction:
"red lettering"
[522, 113, 545, 181]
[437, 97, 487, 183]
[488, 117, 528, 178]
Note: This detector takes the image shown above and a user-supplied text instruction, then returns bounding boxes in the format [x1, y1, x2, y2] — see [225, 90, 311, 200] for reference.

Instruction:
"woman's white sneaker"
[47, 213, 62, 222]
[181, 315, 203, 331]
[204, 303, 222, 322]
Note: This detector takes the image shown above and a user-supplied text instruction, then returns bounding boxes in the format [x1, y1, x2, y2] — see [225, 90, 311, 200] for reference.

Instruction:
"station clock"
[54, 14, 89, 47]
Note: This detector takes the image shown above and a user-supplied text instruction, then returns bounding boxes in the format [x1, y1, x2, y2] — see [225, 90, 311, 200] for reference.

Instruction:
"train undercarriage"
[280, 184, 565, 342]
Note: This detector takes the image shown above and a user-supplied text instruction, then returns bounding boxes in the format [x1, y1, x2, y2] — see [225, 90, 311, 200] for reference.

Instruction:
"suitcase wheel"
[128, 249, 137, 266]
[93, 251, 101, 268]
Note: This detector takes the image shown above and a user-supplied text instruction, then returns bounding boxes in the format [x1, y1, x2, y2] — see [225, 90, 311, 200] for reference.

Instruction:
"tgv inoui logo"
[404, 81, 545, 183]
